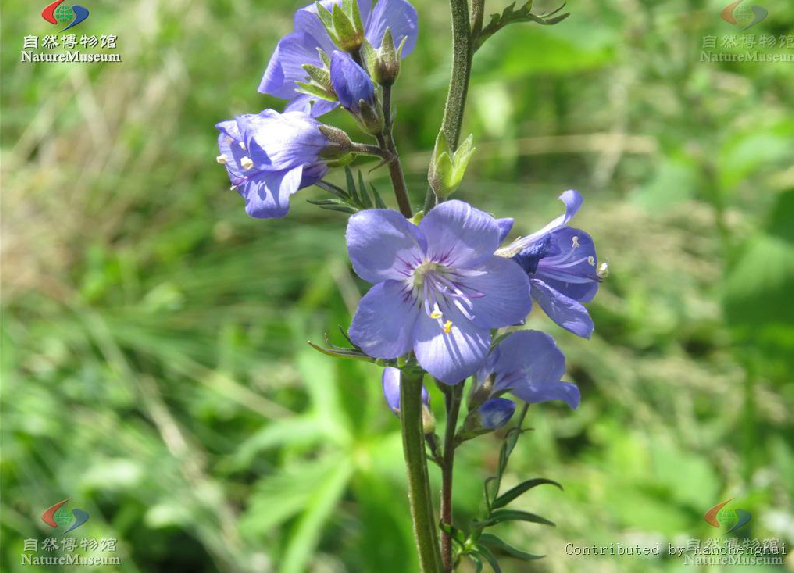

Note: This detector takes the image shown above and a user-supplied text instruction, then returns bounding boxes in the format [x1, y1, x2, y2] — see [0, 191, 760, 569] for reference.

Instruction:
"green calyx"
[315, 0, 365, 52]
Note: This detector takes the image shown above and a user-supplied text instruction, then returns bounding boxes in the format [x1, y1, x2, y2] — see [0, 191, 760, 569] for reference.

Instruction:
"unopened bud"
[358, 99, 385, 135]
[318, 124, 354, 159]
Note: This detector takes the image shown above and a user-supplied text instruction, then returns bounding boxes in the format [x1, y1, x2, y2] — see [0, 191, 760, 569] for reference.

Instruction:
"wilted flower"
[477, 397, 515, 429]
[475, 330, 580, 409]
[497, 190, 601, 339]
[215, 110, 329, 218]
[346, 200, 531, 384]
[260, 0, 418, 116]
[382, 367, 429, 415]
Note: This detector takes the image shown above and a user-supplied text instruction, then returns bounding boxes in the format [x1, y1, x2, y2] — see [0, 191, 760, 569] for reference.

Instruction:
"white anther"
[587, 256, 595, 266]
[598, 261, 609, 278]
[572, 236, 580, 249]
[225, 137, 233, 144]
[239, 141, 246, 150]
[216, 154, 228, 164]
[241, 156, 254, 170]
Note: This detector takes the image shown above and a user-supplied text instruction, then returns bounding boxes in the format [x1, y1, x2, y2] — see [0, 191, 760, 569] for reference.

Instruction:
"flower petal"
[237, 166, 303, 219]
[461, 256, 531, 329]
[346, 209, 427, 283]
[330, 51, 376, 112]
[382, 367, 429, 415]
[536, 227, 599, 303]
[491, 330, 566, 392]
[348, 280, 421, 359]
[496, 217, 514, 243]
[512, 190, 583, 251]
[365, 0, 419, 56]
[413, 303, 490, 384]
[285, 93, 340, 117]
[259, 33, 324, 99]
[530, 279, 594, 339]
[418, 200, 501, 269]
[511, 380, 580, 409]
[242, 110, 327, 172]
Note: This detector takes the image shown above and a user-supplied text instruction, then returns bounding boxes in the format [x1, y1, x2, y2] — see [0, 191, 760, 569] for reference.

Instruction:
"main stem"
[380, 85, 413, 218]
[426, 0, 473, 212]
[401, 371, 443, 573]
[440, 384, 463, 573]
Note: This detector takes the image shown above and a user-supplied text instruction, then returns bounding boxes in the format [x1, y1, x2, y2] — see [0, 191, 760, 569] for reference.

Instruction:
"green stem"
[401, 371, 444, 573]
[426, 0, 473, 211]
[440, 383, 463, 573]
[379, 85, 413, 218]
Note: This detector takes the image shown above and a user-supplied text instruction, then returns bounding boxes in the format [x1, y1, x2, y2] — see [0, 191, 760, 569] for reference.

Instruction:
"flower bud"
[428, 132, 475, 198]
[477, 398, 515, 430]
[363, 28, 406, 86]
[382, 367, 429, 416]
[317, 124, 354, 159]
[330, 51, 376, 114]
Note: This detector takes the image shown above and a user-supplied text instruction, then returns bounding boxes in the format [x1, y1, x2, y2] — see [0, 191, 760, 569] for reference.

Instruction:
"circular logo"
[54, 3, 74, 24]
[53, 506, 73, 528]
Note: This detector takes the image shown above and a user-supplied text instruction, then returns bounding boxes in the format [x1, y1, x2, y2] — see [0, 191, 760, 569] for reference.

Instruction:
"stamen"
[239, 141, 246, 150]
[598, 261, 609, 278]
[241, 156, 254, 170]
[430, 303, 443, 320]
[216, 154, 228, 164]
[443, 320, 452, 334]
[587, 256, 595, 266]
[572, 236, 580, 249]
[225, 136, 233, 144]
[230, 185, 237, 191]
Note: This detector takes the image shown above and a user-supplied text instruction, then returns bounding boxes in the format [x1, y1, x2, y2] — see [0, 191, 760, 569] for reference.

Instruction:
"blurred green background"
[2, 0, 794, 571]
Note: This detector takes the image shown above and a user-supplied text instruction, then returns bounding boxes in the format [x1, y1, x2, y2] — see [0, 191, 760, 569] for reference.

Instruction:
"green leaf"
[279, 458, 353, 573]
[492, 478, 563, 509]
[477, 545, 502, 572]
[370, 184, 387, 208]
[475, 1, 570, 51]
[473, 509, 555, 528]
[479, 533, 544, 560]
[345, 167, 361, 204]
[357, 170, 373, 208]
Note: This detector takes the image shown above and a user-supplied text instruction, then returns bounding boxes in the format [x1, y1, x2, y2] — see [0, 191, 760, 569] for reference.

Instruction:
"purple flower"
[330, 51, 376, 113]
[477, 398, 515, 429]
[216, 110, 328, 218]
[476, 330, 580, 409]
[498, 190, 601, 339]
[346, 200, 531, 384]
[260, 0, 418, 116]
[382, 367, 429, 415]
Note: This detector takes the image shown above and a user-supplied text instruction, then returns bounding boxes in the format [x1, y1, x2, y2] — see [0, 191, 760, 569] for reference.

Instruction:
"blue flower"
[498, 190, 602, 339]
[260, 0, 418, 116]
[346, 200, 531, 384]
[477, 398, 515, 429]
[475, 330, 580, 409]
[215, 110, 328, 219]
[382, 367, 429, 415]
[330, 51, 376, 113]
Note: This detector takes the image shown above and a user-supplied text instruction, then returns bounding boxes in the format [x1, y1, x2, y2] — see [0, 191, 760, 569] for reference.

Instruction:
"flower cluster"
[216, 0, 418, 218]
[215, 0, 602, 427]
